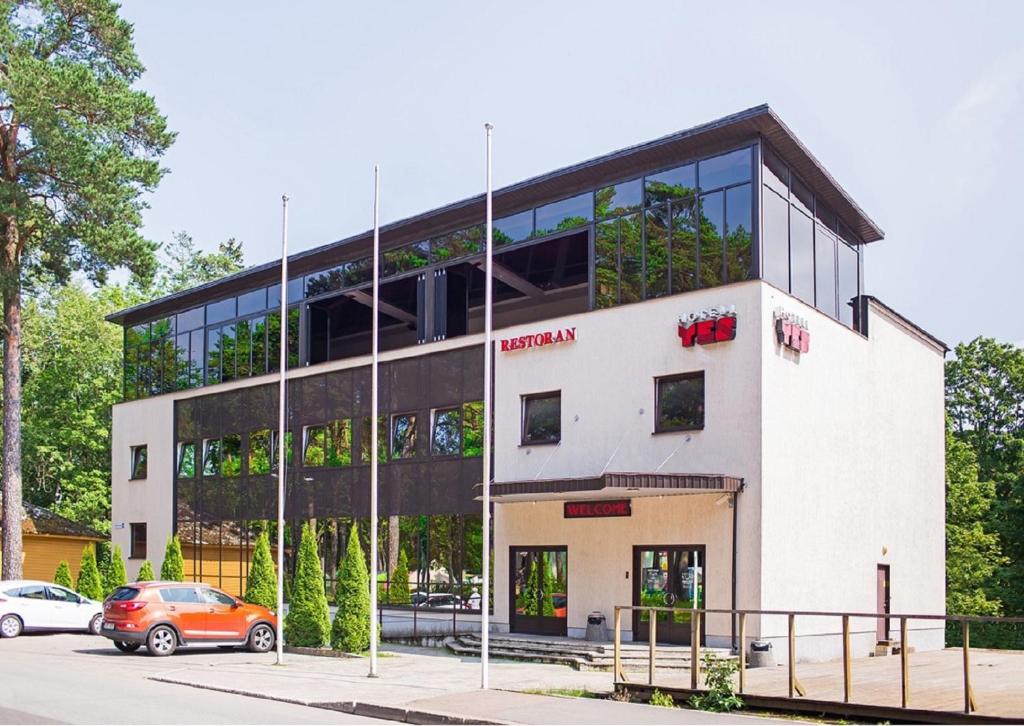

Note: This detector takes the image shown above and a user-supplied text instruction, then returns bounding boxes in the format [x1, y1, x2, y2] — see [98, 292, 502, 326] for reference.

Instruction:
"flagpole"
[369, 164, 380, 678]
[275, 193, 289, 666]
[481, 122, 493, 690]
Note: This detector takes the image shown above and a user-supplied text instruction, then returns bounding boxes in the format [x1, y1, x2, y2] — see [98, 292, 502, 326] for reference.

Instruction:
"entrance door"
[633, 546, 705, 645]
[876, 564, 890, 642]
[509, 547, 567, 636]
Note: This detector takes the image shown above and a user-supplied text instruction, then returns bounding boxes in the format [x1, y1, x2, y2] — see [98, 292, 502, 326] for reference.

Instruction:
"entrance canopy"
[476, 472, 743, 503]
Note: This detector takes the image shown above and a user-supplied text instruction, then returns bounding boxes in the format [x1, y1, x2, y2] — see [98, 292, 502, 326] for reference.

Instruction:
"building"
[107, 105, 946, 660]
[1, 504, 105, 583]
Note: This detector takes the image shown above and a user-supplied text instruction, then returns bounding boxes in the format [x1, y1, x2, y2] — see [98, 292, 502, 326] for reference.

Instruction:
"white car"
[0, 580, 103, 638]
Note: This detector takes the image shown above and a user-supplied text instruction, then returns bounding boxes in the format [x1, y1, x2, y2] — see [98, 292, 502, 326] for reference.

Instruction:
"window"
[815, 226, 837, 317]
[202, 438, 221, 476]
[359, 417, 387, 464]
[249, 429, 271, 475]
[159, 586, 200, 603]
[789, 208, 815, 305]
[201, 588, 236, 605]
[656, 372, 705, 432]
[645, 163, 696, 206]
[271, 430, 294, 470]
[47, 586, 79, 603]
[130, 445, 148, 480]
[494, 209, 533, 246]
[431, 408, 461, 456]
[595, 178, 642, 218]
[205, 297, 236, 325]
[462, 401, 484, 457]
[837, 241, 859, 327]
[19, 585, 47, 600]
[521, 392, 561, 445]
[222, 434, 242, 477]
[325, 419, 352, 467]
[391, 413, 417, 459]
[698, 147, 752, 191]
[534, 193, 592, 237]
[762, 188, 790, 291]
[177, 442, 196, 478]
[130, 523, 147, 559]
[303, 425, 327, 467]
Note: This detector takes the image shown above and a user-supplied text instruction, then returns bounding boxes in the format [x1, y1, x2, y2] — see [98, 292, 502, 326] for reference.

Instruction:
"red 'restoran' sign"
[500, 327, 576, 352]
[563, 499, 632, 519]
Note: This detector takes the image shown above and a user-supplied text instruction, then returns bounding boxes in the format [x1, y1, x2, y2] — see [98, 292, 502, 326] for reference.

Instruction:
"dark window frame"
[654, 371, 706, 434]
[130, 444, 148, 480]
[430, 406, 463, 458]
[390, 411, 419, 460]
[130, 522, 147, 559]
[521, 390, 562, 446]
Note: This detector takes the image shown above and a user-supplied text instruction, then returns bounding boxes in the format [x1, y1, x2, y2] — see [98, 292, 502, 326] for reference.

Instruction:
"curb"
[148, 676, 508, 725]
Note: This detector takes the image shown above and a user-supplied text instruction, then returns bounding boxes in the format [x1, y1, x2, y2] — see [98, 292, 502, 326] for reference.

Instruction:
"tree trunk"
[1, 230, 22, 580]
[388, 515, 399, 577]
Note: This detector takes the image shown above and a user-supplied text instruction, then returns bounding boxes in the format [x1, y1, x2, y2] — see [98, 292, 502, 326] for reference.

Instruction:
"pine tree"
[75, 546, 104, 601]
[53, 560, 73, 589]
[103, 545, 128, 596]
[284, 523, 330, 647]
[390, 549, 411, 606]
[160, 535, 185, 581]
[331, 523, 371, 652]
[137, 560, 155, 581]
[245, 531, 277, 609]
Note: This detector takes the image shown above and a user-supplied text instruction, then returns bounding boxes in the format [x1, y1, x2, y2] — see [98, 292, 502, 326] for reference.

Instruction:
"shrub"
[75, 546, 104, 601]
[103, 545, 128, 596]
[160, 535, 185, 581]
[389, 549, 411, 606]
[245, 531, 277, 609]
[649, 689, 676, 708]
[688, 652, 743, 712]
[137, 560, 155, 581]
[284, 523, 330, 647]
[331, 523, 371, 652]
[54, 560, 73, 589]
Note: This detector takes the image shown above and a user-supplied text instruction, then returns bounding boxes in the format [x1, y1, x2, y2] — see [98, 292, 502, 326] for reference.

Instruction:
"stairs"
[443, 633, 733, 672]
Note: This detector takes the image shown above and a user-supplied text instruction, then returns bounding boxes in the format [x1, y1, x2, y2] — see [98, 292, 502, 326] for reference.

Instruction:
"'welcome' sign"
[563, 499, 632, 519]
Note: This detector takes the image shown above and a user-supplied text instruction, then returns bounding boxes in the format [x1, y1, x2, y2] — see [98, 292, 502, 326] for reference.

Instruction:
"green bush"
[137, 560, 155, 581]
[688, 652, 743, 712]
[331, 523, 371, 652]
[245, 531, 277, 609]
[103, 544, 128, 596]
[389, 549, 411, 605]
[649, 689, 676, 708]
[75, 545, 104, 601]
[284, 523, 330, 647]
[160, 535, 184, 581]
[53, 560, 73, 589]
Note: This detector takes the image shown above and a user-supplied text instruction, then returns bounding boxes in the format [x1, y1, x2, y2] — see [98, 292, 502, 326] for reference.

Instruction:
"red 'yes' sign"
[678, 315, 737, 347]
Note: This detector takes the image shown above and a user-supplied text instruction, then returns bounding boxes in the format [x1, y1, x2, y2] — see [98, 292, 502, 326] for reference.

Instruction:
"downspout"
[731, 483, 742, 653]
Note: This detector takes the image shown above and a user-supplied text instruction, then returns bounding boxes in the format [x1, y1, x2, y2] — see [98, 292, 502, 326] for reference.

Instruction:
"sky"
[117, 0, 1024, 349]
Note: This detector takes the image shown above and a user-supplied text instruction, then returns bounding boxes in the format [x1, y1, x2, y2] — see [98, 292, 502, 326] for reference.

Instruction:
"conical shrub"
[284, 523, 330, 647]
[137, 560, 155, 581]
[75, 546, 104, 601]
[54, 560, 73, 589]
[103, 544, 128, 596]
[389, 549, 411, 605]
[160, 535, 184, 581]
[245, 531, 277, 609]
[331, 523, 371, 652]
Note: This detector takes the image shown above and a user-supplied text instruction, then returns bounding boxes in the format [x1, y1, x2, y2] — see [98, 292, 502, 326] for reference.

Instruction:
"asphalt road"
[0, 632, 394, 724]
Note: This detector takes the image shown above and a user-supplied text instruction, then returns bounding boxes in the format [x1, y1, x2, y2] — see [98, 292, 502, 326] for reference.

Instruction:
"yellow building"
[1, 503, 105, 583]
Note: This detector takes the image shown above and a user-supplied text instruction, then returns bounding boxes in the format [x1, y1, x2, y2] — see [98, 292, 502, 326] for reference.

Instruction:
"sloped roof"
[0, 503, 106, 540]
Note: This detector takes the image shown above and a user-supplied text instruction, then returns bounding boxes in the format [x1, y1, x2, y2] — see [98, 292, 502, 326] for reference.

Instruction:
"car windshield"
[109, 587, 139, 601]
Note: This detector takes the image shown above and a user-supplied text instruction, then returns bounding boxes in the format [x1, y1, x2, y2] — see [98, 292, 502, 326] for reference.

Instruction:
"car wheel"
[0, 614, 22, 638]
[146, 625, 177, 657]
[113, 641, 141, 653]
[248, 623, 275, 653]
[89, 614, 103, 635]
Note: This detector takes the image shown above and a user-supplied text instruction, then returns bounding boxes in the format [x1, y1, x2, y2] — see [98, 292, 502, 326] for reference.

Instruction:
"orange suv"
[101, 582, 276, 656]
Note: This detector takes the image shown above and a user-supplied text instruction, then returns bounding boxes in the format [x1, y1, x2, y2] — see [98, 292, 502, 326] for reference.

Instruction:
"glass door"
[632, 545, 705, 645]
[509, 547, 568, 636]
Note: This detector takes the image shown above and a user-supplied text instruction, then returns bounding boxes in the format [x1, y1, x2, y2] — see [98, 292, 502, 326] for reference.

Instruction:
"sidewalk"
[149, 645, 785, 724]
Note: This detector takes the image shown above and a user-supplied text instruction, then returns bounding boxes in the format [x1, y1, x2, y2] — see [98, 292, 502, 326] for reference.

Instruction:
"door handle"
[168, 606, 177, 611]
[208, 608, 215, 613]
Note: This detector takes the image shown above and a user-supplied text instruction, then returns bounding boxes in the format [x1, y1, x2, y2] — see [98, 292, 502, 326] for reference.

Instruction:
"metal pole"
[275, 194, 289, 666]
[481, 122, 493, 690]
[369, 165, 380, 678]
[900, 616, 909, 708]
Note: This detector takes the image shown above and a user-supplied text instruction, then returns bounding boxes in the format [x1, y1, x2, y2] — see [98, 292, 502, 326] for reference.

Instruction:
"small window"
[249, 429, 271, 475]
[201, 588, 236, 606]
[462, 401, 484, 457]
[431, 408, 461, 456]
[130, 445, 148, 480]
[202, 439, 221, 476]
[303, 425, 326, 467]
[326, 419, 352, 467]
[359, 417, 387, 464]
[656, 372, 705, 432]
[130, 523, 147, 559]
[177, 442, 196, 478]
[222, 434, 242, 477]
[521, 392, 561, 445]
[391, 413, 417, 459]
[159, 586, 200, 603]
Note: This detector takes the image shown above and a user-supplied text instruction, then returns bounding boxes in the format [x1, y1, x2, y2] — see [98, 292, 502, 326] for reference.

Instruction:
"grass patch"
[522, 687, 599, 699]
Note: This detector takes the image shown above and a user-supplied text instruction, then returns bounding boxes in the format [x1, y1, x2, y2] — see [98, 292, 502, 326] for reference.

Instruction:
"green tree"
[75, 545, 103, 600]
[160, 535, 184, 581]
[0, 0, 174, 579]
[389, 549, 411, 605]
[136, 560, 155, 581]
[331, 523, 371, 652]
[148, 231, 244, 296]
[244, 531, 277, 609]
[53, 559, 72, 588]
[103, 544, 127, 596]
[284, 523, 330, 647]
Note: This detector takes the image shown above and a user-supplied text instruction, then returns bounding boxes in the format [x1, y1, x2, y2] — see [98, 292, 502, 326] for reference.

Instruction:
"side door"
[16, 584, 54, 629]
[159, 586, 208, 640]
[46, 586, 87, 628]
[200, 588, 246, 640]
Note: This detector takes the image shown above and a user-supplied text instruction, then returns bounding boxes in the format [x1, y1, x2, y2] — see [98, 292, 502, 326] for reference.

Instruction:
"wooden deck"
[622, 648, 1024, 722]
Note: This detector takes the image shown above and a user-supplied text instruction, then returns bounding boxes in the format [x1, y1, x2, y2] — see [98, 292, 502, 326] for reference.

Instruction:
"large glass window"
[698, 147, 751, 191]
[384, 240, 430, 277]
[188, 329, 204, 387]
[837, 241, 859, 327]
[251, 316, 267, 376]
[619, 213, 643, 304]
[725, 183, 753, 282]
[595, 219, 618, 309]
[494, 210, 533, 246]
[130, 445, 148, 480]
[762, 188, 790, 291]
[205, 297, 236, 325]
[671, 198, 697, 294]
[432, 226, 483, 262]
[202, 439, 221, 476]
[522, 392, 560, 445]
[534, 193, 592, 237]
[645, 163, 696, 206]
[815, 226, 837, 317]
[431, 408, 461, 456]
[790, 209, 815, 304]
[237, 288, 266, 317]
[177, 442, 196, 478]
[462, 401, 484, 457]
[656, 372, 705, 432]
[699, 191, 724, 288]
[220, 324, 236, 382]
[249, 429, 271, 475]
[176, 306, 204, 333]
[222, 434, 242, 477]
[391, 413, 417, 459]
[595, 178, 642, 219]
[236, 319, 252, 378]
[206, 328, 222, 385]
[645, 206, 669, 298]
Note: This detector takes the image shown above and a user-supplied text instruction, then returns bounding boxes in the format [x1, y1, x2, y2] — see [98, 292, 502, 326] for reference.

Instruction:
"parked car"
[0, 580, 103, 638]
[100, 582, 276, 657]
[423, 593, 463, 610]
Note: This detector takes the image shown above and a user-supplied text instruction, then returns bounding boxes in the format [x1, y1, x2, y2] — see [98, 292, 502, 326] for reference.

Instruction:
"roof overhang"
[476, 472, 744, 503]
[108, 103, 882, 326]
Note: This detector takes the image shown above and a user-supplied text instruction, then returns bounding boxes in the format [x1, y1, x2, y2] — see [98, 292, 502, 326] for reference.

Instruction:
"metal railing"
[372, 577, 485, 641]
[613, 605, 1024, 717]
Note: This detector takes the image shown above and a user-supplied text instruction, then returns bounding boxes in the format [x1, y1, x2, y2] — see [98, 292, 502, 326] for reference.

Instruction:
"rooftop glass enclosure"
[121, 141, 863, 402]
